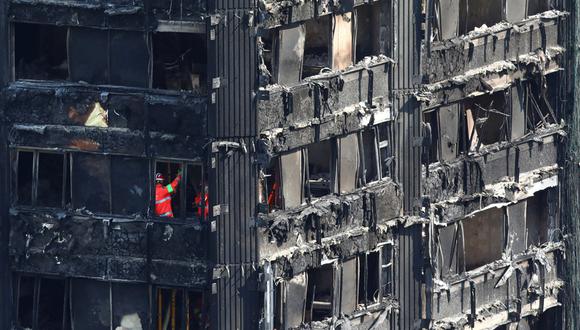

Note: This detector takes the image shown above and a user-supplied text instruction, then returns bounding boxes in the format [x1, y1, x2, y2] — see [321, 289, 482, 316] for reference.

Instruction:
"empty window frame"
[303, 16, 332, 79]
[112, 283, 149, 330]
[381, 244, 393, 296]
[71, 153, 111, 213]
[111, 156, 149, 216]
[68, 27, 149, 87]
[155, 288, 206, 330]
[360, 128, 380, 184]
[527, 0, 551, 17]
[377, 122, 394, 178]
[526, 190, 551, 247]
[261, 150, 305, 211]
[355, 2, 385, 61]
[464, 92, 510, 151]
[459, 0, 503, 35]
[14, 275, 69, 330]
[463, 207, 506, 271]
[339, 258, 358, 314]
[70, 279, 111, 330]
[526, 76, 559, 132]
[152, 32, 207, 93]
[432, 0, 461, 41]
[13, 150, 68, 208]
[268, 24, 306, 85]
[305, 264, 335, 322]
[437, 223, 465, 278]
[306, 140, 336, 198]
[154, 160, 205, 220]
[423, 109, 440, 164]
[14, 23, 68, 81]
[358, 250, 381, 305]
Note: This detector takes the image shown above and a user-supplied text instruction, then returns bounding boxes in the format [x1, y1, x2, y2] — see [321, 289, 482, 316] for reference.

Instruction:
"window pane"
[110, 31, 150, 88]
[17, 151, 34, 205]
[72, 154, 111, 213]
[15, 23, 68, 80]
[37, 153, 64, 207]
[111, 156, 149, 216]
[71, 279, 110, 330]
[17, 276, 35, 328]
[185, 164, 204, 219]
[38, 278, 66, 330]
[112, 283, 148, 330]
[68, 27, 109, 84]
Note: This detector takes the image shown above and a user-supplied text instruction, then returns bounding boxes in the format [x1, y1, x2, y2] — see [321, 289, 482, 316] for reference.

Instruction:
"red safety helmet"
[155, 173, 165, 182]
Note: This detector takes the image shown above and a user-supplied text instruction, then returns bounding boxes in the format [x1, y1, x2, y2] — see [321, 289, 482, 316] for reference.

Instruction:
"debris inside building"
[0, 0, 579, 329]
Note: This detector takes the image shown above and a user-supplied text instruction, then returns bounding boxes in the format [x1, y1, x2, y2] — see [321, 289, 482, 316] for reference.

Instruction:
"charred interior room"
[0, 0, 578, 329]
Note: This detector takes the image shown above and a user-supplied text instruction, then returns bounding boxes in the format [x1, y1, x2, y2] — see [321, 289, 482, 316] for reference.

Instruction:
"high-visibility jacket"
[194, 192, 209, 217]
[268, 182, 279, 209]
[155, 175, 181, 217]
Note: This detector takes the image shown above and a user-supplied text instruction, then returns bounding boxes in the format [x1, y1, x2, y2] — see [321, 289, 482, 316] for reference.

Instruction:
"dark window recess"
[463, 207, 505, 271]
[361, 129, 379, 184]
[72, 154, 111, 213]
[381, 245, 393, 296]
[68, 28, 149, 88]
[358, 251, 380, 305]
[37, 278, 67, 330]
[355, 2, 383, 61]
[71, 279, 111, 330]
[527, 77, 558, 132]
[527, 0, 550, 17]
[16, 151, 34, 205]
[465, 92, 509, 149]
[111, 156, 149, 216]
[259, 29, 275, 85]
[306, 265, 334, 322]
[423, 110, 439, 165]
[526, 190, 550, 246]
[378, 122, 394, 178]
[37, 153, 65, 207]
[155, 161, 183, 217]
[307, 140, 335, 198]
[459, 0, 503, 35]
[274, 282, 284, 330]
[157, 288, 204, 329]
[187, 291, 206, 330]
[68, 27, 109, 85]
[303, 17, 331, 79]
[185, 164, 205, 218]
[153, 32, 207, 94]
[16, 276, 35, 329]
[112, 283, 148, 330]
[260, 158, 281, 212]
[14, 23, 68, 80]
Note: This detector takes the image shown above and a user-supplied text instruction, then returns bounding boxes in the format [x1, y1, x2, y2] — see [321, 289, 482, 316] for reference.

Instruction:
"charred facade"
[0, 0, 577, 329]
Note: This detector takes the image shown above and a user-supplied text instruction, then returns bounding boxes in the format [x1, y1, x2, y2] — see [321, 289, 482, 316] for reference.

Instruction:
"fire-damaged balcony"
[8, 0, 207, 30]
[257, 0, 392, 149]
[425, 4, 567, 84]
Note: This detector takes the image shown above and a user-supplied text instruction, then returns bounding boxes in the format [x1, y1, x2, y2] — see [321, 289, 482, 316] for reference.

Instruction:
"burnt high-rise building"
[0, 0, 579, 329]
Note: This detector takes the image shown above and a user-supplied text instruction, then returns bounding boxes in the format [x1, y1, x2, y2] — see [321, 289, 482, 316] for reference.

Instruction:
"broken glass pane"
[72, 153, 111, 213]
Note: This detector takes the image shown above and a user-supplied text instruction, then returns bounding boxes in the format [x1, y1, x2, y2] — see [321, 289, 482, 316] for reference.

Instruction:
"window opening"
[355, 3, 383, 61]
[526, 77, 558, 133]
[185, 164, 205, 219]
[464, 92, 509, 150]
[261, 157, 282, 212]
[423, 110, 439, 164]
[337, 133, 360, 194]
[112, 283, 149, 330]
[37, 153, 65, 208]
[381, 245, 393, 296]
[307, 140, 335, 198]
[16, 275, 35, 329]
[358, 251, 380, 305]
[14, 23, 68, 81]
[378, 122, 393, 178]
[361, 129, 379, 184]
[16, 151, 34, 205]
[71, 153, 111, 213]
[37, 278, 67, 330]
[272, 24, 306, 85]
[459, 0, 503, 35]
[526, 190, 550, 246]
[306, 265, 334, 322]
[157, 288, 203, 330]
[111, 156, 149, 216]
[155, 161, 184, 218]
[303, 17, 331, 79]
[153, 32, 207, 94]
[527, 0, 550, 17]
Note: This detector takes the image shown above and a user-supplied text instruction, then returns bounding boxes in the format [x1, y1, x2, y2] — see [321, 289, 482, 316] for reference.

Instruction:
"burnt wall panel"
[210, 12, 257, 137]
[395, 224, 422, 330]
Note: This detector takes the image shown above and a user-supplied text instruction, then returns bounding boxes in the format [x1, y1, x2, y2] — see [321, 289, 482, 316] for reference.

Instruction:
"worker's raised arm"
[166, 168, 182, 193]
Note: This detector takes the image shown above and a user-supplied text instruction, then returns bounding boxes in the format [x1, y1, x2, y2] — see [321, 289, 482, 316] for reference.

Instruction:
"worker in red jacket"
[155, 169, 182, 218]
[194, 185, 209, 218]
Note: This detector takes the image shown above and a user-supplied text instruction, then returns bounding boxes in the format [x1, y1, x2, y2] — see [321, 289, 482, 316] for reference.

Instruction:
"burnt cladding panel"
[212, 0, 255, 11]
[211, 12, 257, 137]
[395, 224, 423, 330]
[392, 0, 422, 213]
[214, 264, 260, 329]
[213, 138, 257, 265]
